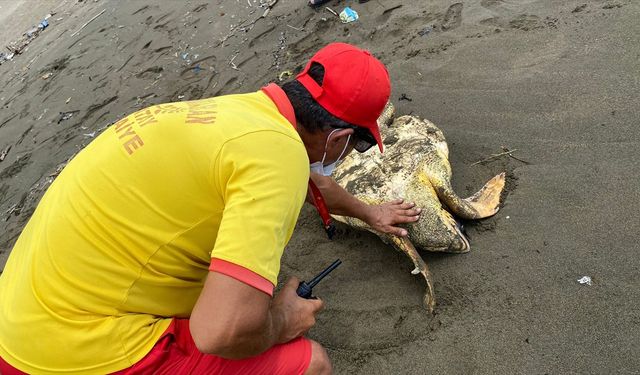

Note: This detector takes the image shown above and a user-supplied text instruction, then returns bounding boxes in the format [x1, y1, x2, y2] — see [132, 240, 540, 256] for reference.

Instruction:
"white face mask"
[310, 129, 351, 176]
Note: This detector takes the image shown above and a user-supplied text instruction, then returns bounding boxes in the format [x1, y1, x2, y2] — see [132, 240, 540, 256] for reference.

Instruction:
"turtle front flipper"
[387, 235, 436, 313]
[430, 172, 506, 220]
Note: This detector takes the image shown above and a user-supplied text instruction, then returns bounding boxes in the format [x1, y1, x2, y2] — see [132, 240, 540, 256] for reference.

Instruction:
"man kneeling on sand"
[0, 42, 420, 374]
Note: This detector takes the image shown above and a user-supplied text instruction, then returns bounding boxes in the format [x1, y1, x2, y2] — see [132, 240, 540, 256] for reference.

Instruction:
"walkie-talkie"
[296, 259, 342, 299]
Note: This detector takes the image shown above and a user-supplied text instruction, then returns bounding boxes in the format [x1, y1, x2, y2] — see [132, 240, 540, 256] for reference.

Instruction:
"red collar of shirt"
[262, 84, 334, 239]
[261, 83, 297, 129]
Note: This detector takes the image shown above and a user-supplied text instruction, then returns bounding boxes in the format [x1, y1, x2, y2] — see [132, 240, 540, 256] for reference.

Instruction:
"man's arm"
[190, 272, 323, 359]
[190, 131, 319, 359]
[308, 173, 421, 237]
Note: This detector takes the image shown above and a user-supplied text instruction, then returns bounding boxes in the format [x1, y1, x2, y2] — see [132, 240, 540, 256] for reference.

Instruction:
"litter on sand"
[339, 7, 359, 23]
[278, 70, 293, 81]
[418, 26, 433, 37]
[5, 13, 53, 56]
[577, 276, 593, 286]
[0, 52, 15, 65]
[57, 111, 79, 124]
[0, 146, 12, 162]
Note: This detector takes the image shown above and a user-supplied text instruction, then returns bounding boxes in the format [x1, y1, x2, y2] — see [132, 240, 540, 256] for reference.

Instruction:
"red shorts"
[0, 319, 312, 375]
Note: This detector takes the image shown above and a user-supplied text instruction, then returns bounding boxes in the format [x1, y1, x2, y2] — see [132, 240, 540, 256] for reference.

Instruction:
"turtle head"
[377, 101, 395, 127]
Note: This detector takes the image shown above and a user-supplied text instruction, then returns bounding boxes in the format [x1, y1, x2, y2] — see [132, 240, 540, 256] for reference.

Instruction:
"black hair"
[281, 63, 355, 133]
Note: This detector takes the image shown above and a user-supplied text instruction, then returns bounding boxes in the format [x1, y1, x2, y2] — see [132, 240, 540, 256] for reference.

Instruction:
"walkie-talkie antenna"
[307, 259, 342, 288]
[296, 259, 342, 299]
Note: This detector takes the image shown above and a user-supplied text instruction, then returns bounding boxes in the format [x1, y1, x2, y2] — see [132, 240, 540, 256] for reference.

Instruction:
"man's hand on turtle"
[364, 199, 421, 237]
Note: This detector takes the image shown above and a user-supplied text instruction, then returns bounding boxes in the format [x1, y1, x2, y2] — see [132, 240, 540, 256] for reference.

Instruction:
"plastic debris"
[177, 95, 185, 100]
[65, 97, 71, 104]
[0, 146, 11, 162]
[339, 7, 359, 23]
[418, 26, 433, 37]
[278, 70, 293, 81]
[192, 64, 202, 73]
[57, 111, 78, 124]
[0, 52, 15, 65]
[181, 52, 189, 60]
[5, 14, 53, 56]
[25, 26, 40, 38]
[577, 276, 592, 286]
[42, 72, 53, 80]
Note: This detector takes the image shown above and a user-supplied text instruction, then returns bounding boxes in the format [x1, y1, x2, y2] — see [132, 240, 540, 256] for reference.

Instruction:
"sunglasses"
[331, 125, 377, 153]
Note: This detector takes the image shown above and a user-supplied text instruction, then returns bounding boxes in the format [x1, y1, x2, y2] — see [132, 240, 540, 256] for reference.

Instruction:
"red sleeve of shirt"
[209, 258, 275, 296]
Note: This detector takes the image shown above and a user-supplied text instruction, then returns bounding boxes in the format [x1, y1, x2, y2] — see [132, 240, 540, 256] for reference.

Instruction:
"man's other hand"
[190, 272, 322, 359]
[271, 277, 325, 344]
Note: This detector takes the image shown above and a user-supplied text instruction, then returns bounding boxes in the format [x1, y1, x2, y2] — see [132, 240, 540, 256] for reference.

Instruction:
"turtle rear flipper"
[430, 172, 506, 220]
[388, 235, 435, 313]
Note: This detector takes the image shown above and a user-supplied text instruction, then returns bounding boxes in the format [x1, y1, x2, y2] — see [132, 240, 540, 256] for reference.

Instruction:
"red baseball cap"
[296, 42, 391, 152]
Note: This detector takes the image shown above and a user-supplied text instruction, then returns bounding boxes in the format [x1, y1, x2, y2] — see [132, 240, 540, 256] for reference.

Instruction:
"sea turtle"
[332, 104, 505, 312]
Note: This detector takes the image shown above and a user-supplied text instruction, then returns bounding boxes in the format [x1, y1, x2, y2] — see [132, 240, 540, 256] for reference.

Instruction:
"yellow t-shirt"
[0, 88, 309, 374]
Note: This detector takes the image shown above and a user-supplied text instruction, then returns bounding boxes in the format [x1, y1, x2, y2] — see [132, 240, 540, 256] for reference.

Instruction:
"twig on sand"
[383, 5, 403, 14]
[5, 203, 18, 217]
[229, 53, 240, 71]
[261, 0, 278, 18]
[325, 7, 339, 17]
[501, 146, 530, 164]
[71, 9, 106, 37]
[471, 148, 526, 166]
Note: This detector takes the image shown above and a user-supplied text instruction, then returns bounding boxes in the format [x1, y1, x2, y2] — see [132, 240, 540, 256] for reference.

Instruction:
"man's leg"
[304, 340, 332, 375]
[117, 319, 332, 375]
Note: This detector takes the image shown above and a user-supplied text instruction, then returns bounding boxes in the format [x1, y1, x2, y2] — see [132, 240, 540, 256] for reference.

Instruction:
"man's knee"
[304, 340, 332, 375]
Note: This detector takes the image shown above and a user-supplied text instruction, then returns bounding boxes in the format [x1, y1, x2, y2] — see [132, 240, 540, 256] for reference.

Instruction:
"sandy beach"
[1, 0, 639, 373]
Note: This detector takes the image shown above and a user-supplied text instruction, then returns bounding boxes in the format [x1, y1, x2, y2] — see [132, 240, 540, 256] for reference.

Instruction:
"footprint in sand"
[481, 0, 540, 8]
[509, 14, 543, 31]
[313, 305, 430, 351]
[192, 4, 208, 13]
[440, 3, 463, 32]
[0, 154, 31, 181]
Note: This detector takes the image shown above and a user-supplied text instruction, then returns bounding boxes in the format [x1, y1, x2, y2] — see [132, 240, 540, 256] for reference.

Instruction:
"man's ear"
[327, 128, 354, 147]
